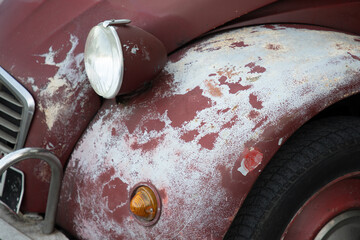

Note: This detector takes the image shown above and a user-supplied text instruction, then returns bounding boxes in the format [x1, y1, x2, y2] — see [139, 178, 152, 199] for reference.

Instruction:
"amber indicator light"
[130, 186, 157, 221]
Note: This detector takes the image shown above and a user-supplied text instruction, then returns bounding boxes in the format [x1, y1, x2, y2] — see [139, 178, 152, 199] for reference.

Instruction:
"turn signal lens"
[130, 186, 157, 221]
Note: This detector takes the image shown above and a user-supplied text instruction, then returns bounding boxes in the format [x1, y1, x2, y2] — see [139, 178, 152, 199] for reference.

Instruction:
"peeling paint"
[36, 34, 89, 130]
[59, 25, 360, 239]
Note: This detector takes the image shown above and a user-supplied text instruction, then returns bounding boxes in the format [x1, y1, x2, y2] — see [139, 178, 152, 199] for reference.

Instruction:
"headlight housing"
[84, 19, 167, 99]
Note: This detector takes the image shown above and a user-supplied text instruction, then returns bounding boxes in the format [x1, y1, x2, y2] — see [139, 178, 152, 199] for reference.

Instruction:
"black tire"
[224, 117, 360, 240]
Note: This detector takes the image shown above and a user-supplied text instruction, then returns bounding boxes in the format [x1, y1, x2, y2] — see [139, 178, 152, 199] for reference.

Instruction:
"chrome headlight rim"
[84, 23, 124, 99]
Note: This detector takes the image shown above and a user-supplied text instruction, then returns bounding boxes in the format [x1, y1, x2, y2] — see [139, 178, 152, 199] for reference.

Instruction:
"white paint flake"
[130, 45, 139, 54]
[26, 77, 39, 92]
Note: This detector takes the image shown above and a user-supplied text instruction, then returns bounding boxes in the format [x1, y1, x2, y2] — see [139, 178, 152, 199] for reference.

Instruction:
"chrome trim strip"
[0, 66, 35, 151]
[0, 148, 63, 234]
[108, 25, 125, 98]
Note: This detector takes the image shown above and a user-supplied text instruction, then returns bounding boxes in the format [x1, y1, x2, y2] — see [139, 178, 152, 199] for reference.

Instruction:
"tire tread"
[224, 117, 360, 240]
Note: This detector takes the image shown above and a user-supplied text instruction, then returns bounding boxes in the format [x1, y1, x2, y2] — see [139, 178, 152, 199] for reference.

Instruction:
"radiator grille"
[0, 67, 35, 155]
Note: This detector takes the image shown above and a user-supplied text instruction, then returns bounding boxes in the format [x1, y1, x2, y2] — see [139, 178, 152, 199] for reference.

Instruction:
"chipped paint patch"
[237, 147, 264, 176]
[60, 25, 360, 239]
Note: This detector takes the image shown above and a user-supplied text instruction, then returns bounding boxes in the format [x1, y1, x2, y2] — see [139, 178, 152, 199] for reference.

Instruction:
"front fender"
[57, 25, 360, 239]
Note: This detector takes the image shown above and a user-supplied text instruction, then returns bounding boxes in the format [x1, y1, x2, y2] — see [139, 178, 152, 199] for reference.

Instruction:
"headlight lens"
[84, 25, 123, 99]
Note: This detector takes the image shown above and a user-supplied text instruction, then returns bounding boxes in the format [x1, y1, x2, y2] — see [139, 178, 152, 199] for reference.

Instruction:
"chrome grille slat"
[0, 66, 35, 154]
[0, 142, 12, 153]
[0, 129, 16, 144]
[0, 103, 22, 120]
[0, 117, 20, 132]
[0, 92, 22, 107]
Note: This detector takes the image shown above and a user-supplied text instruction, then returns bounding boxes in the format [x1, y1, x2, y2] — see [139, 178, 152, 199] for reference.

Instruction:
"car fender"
[57, 25, 360, 239]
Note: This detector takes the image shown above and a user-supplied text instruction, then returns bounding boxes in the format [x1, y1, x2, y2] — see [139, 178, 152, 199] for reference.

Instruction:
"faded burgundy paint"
[219, 0, 360, 36]
[58, 26, 360, 239]
[0, 0, 275, 212]
[115, 25, 167, 94]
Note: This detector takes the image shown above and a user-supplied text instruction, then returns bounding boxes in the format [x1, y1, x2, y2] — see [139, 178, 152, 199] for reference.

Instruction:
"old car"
[0, 0, 360, 239]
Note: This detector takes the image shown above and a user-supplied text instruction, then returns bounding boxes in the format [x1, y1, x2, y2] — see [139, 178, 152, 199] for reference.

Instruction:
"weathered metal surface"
[0, 0, 275, 213]
[57, 25, 360, 239]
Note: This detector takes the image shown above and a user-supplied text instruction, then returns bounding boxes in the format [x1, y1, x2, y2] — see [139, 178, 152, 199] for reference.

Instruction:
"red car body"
[0, 0, 360, 239]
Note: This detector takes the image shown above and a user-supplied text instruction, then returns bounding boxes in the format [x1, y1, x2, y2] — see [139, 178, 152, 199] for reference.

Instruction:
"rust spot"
[230, 41, 249, 48]
[248, 110, 260, 119]
[141, 119, 166, 132]
[252, 116, 268, 131]
[217, 67, 238, 79]
[198, 132, 219, 150]
[205, 80, 223, 97]
[131, 135, 165, 152]
[181, 130, 200, 142]
[222, 116, 238, 129]
[245, 62, 266, 74]
[348, 52, 360, 61]
[157, 87, 212, 128]
[102, 178, 128, 211]
[249, 93, 263, 109]
[266, 44, 281, 50]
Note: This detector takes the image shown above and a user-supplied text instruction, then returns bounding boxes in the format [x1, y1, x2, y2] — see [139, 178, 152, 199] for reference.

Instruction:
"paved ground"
[0, 204, 68, 240]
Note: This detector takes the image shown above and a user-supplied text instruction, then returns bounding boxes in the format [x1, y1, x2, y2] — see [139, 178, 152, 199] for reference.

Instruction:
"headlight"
[84, 20, 128, 99]
[84, 19, 167, 99]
